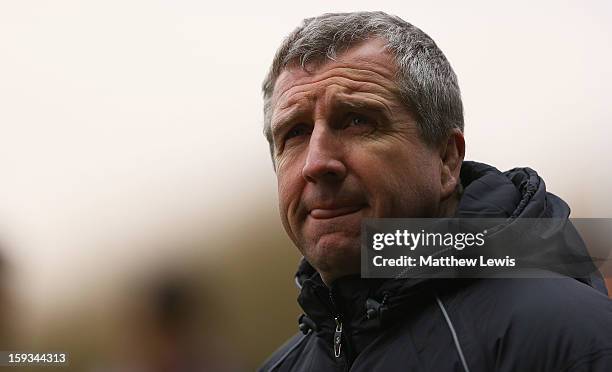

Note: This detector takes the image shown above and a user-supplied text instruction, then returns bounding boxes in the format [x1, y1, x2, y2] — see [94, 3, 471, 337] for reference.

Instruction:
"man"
[259, 11, 612, 371]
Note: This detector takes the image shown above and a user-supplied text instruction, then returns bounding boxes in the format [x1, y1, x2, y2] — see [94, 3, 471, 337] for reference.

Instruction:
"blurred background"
[0, 0, 610, 370]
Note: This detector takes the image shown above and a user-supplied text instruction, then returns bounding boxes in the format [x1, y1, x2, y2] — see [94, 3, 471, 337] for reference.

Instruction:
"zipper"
[328, 285, 352, 371]
[334, 316, 343, 358]
[329, 288, 347, 362]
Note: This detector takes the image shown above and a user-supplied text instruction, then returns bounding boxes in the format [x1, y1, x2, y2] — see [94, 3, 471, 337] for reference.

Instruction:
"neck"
[437, 182, 463, 217]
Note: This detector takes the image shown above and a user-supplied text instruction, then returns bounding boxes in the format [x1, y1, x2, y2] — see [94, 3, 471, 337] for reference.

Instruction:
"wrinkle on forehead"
[271, 76, 400, 136]
[270, 73, 401, 135]
[275, 69, 399, 110]
[272, 38, 399, 102]
[271, 86, 396, 136]
[274, 36, 396, 84]
[269, 38, 404, 134]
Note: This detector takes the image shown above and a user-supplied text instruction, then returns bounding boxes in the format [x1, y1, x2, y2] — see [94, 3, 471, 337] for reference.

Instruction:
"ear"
[439, 129, 465, 200]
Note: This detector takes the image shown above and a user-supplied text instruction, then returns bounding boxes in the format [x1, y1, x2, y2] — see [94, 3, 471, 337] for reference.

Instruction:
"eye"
[350, 114, 368, 126]
[285, 123, 311, 141]
[345, 113, 375, 129]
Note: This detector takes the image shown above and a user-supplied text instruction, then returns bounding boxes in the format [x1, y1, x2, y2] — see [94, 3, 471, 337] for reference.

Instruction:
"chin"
[306, 233, 361, 275]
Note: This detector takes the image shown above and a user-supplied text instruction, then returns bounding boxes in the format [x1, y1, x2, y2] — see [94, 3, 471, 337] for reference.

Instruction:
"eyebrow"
[270, 105, 310, 138]
[330, 96, 393, 119]
[270, 94, 394, 138]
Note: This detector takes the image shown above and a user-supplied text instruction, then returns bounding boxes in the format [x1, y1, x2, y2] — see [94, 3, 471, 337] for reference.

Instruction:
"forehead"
[271, 38, 400, 107]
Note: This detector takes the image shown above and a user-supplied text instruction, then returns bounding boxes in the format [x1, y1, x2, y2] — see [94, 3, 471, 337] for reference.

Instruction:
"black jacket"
[260, 161, 612, 371]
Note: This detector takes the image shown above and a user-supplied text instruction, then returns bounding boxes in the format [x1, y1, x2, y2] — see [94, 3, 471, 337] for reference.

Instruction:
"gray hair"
[262, 11, 464, 161]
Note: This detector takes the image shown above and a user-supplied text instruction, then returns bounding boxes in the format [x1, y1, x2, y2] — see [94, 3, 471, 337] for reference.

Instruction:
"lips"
[309, 205, 363, 219]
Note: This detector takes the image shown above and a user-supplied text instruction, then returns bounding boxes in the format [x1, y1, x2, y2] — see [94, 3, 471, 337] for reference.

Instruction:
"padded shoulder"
[258, 332, 310, 372]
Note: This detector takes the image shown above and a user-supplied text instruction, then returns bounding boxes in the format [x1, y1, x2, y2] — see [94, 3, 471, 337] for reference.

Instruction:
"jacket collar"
[294, 161, 605, 338]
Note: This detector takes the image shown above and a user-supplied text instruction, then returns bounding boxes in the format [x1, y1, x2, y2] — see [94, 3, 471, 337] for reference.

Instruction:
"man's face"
[269, 39, 445, 283]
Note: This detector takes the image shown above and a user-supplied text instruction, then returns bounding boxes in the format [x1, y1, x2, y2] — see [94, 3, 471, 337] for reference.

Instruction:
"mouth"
[309, 205, 364, 219]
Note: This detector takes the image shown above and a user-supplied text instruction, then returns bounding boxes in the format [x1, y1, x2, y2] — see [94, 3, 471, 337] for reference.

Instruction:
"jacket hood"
[294, 161, 606, 342]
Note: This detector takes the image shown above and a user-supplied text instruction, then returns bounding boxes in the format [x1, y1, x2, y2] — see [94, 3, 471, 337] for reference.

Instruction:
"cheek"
[276, 169, 303, 223]
[397, 155, 441, 214]
[350, 154, 406, 210]
[277, 177, 292, 218]
[276, 176, 299, 244]
[355, 146, 440, 215]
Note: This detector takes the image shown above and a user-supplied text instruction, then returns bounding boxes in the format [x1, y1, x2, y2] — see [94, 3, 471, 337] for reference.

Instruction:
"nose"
[302, 125, 347, 183]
